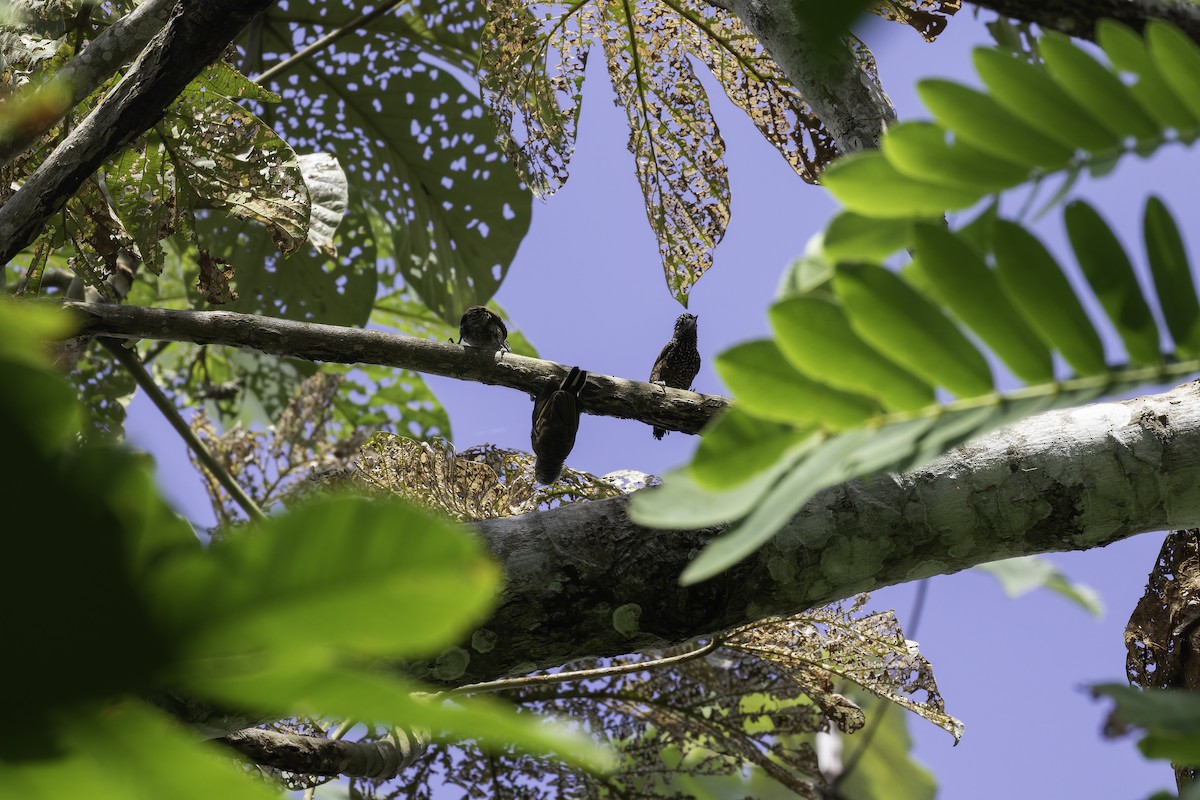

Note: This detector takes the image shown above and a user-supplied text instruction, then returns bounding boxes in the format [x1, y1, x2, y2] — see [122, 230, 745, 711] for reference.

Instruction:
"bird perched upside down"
[456, 305, 511, 352]
[531, 366, 587, 484]
[649, 313, 700, 440]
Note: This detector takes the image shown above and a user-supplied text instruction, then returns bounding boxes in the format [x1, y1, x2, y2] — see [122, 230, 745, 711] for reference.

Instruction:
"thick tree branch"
[0, 0, 277, 264]
[63, 301, 730, 436]
[967, 0, 1200, 42]
[439, 381, 1200, 686]
[729, 0, 896, 153]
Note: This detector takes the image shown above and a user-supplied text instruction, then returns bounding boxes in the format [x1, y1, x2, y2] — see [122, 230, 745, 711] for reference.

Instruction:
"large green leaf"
[1039, 31, 1159, 142]
[820, 149, 982, 217]
[1097, 20, 1199, 135]
[992, 221, 1108, 376]
[1145, 20, 1200, 121]
[917, 79, 1075, 169]
[253, 2, 532, 323]
[769, 295, 935, 411]
[910, 223, 1053, 384]
[149, 496, 499, 662]
[881, 121, 1029, 192]
[973, 47, 1119, 152]
[833, 262, 994, 398]
[1064, 200, 1162, 366]
[714, 339, 881, 428]
[690, 406, 816, 489]
[1143, 195, 1200, 356]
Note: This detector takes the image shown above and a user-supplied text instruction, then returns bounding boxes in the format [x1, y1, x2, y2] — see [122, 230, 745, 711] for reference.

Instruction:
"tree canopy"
[4, 0, 1200, 798]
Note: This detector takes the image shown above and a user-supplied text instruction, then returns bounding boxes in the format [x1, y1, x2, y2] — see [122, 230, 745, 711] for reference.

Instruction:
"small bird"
[456, 305, 511, 352]
[649, 313, 700, 440]
[531, 366, 587, 484]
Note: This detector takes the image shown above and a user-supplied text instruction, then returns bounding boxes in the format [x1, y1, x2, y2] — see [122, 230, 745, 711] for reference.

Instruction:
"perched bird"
[456, 305, 511, 352]
[531, 366, 587, 484]
[649, 313, 700, 440]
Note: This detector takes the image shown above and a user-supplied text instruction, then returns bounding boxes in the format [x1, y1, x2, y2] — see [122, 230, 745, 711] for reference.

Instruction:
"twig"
[254, 0, 405, 85]
[99, 337, 266, 521]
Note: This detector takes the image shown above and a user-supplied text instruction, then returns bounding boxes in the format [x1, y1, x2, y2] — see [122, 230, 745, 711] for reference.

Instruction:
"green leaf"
[973, 48, 1120, 152]
[833, 263, 994, 397]
[0, 359, 81, 455]
[823, 211, 911, 262]
[1144, 195, 1200, 356]
[917, 79, 1076, 169]
[680, 429, 869, 585]
[150, 496, 500, 661]
[992, 221, 1108, 376]
[254, 12, 532, 322]
[1097, 20, 1199, 135]
[0, 701, 279, 800]
[820, 149, 982, 218]
[1138, 733, 1200, 765]
[1039, 31, 1160, 142]
[769, 295, 935, 411]
[690, 406, 814, 489]
[1093, 684, 1200, 735]
[714, 339, 881, 428]
[629, 465, 800, 529]
[1146, 21, 1200, 122]
[911, 223, 1054, 384]
[837, 694, 937, 800]
[1064, 200, 1162, 365]
[881, 121, 1029, 192]
[976, 555, 1104, 617]
[198, 666, 615, 773]
[0, 298, 79, 365]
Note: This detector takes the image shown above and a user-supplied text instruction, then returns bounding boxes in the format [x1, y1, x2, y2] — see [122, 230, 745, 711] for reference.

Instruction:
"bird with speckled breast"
[649, 313, 700, 440]
[456, 305, 511, 352]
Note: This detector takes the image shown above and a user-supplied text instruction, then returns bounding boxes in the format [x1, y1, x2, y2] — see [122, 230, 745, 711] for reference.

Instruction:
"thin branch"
[253, 0, 405, 86]
[445, 638, 721, 697]
[99, 338, 266, 521]
[64, 301, 730, 436]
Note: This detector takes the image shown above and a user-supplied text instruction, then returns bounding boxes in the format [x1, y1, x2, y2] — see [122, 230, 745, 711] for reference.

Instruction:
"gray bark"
[442, 381, 1200, 685]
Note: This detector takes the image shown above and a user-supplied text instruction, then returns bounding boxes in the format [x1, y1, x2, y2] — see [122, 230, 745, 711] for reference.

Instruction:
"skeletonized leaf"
[993, 221, 1108, 376]
[1144, 195, 1200, 356]
[833, 262, 994, 397]
[599, 0, 730, 304]
[479, 0, 592, 197]
[1063, 200, 1161, 366]
[160, 70, 309, 255]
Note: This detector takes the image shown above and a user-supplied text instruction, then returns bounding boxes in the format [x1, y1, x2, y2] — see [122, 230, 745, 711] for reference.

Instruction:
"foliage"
[478, 0, 959, 305]
[632, 20, 1200, 584]
[0, 297, 610, 798]
[342, 595, 956, 799]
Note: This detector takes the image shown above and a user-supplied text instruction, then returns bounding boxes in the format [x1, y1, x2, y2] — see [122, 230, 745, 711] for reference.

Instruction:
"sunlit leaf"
[1064, 200, 1161, 366]
[881, 121, 1029, 192]
[821, 149, 981, 217]
[1097, 20, 1199, 135]
[1144, 195, 1200, 356]
[690, 406, 814, 489]
[977, 555, 1104, 617]
[992, 221, 1107, 376]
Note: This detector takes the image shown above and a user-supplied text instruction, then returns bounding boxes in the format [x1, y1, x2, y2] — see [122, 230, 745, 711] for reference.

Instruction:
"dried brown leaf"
[875, 0, 961, 42]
